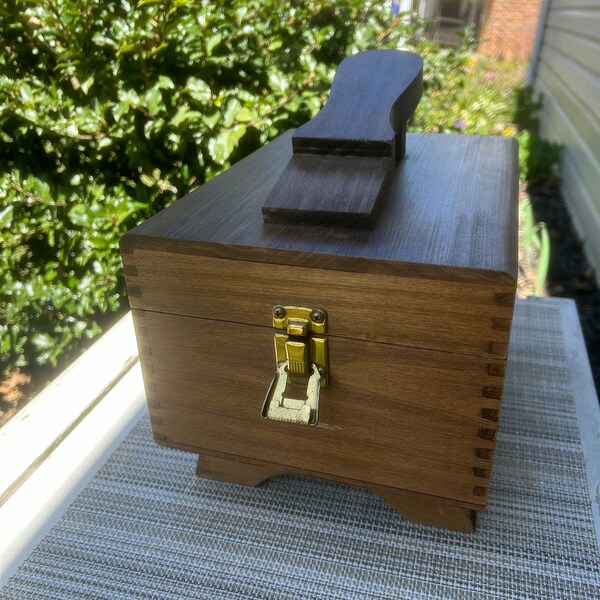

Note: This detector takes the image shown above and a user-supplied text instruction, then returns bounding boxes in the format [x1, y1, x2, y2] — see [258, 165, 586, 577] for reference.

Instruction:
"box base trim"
[195, 452, 478, 533]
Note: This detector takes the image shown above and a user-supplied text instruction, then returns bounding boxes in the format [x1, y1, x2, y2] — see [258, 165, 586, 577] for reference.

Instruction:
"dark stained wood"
[121, 132, 519, 283]
[134, 309, 504, 508]
[262, 50, 423, 227]
[292, 50, 422, 159]
[262, 154, 392, 228]
[123, 250, 515, 358]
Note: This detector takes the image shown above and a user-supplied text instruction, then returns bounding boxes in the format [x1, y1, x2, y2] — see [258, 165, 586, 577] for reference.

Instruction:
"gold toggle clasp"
[261, 305, 328, 426]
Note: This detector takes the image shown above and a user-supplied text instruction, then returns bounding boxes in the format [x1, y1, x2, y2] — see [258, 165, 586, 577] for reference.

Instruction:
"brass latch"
[261, 306, 328, 426]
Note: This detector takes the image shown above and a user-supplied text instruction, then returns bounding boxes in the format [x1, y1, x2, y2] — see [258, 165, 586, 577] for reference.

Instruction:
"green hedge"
[1, 1, 477, 373]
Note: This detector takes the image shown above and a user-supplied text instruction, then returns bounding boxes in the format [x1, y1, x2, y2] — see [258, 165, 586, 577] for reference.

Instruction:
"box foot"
[196, 454, 287, 487]
[195, 453, 478, 531]
[376, 490, 477, 532]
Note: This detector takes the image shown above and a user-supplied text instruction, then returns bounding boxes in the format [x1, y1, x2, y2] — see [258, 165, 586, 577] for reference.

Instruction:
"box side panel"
[132, 309, 506, 509]
[123, 251, 515, 359]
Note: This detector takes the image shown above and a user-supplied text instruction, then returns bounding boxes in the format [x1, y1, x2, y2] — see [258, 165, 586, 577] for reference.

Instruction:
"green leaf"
[19, 83, 33, 103]
[156, 75, 174, 90]
[68, 205, 89, 226]
[118, 89, 140, 107]
[140, 173, 154, 187]
[201, 111, 221, 128]
[81, 75, 94, 95]
[170, 105, 202, 127]
[208, 125, 246, 164]
[144, 87, 163, 115]
[92, 33, 115, 47]
[222, 98, 242, 127]
[206, 34, 222, 55]
[0, 205, 13, 229]
[234, 6, 248, 23]
[268, 70, 288, 94]
[171, 105, 190, 126]
[98, 137, 113, 148]
[32, 332, 56, 351]
[236, 107, 256, 122]
[185, 77, 211, 104]
[112, 100, 131, 122]
[158, 179, 177, 193]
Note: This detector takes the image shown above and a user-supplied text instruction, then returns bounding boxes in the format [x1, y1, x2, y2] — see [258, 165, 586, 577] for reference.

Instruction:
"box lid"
[122, 130, 518, 283]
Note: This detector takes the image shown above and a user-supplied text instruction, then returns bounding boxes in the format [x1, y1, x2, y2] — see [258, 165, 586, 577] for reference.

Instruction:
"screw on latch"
[310, 309, 325, 324]
[273, 305, 286, 319]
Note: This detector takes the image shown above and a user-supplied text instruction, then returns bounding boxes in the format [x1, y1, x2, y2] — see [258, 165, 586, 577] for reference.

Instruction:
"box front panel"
[133, 309, 504, 509]
[124, 249, 515, 360]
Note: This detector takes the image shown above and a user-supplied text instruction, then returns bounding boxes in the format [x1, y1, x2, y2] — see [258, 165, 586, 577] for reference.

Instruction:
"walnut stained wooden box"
[121, 51, 518, 532]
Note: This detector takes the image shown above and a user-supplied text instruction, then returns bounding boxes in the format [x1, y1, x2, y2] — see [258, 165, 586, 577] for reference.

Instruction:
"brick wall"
[479, 0, 543, 60]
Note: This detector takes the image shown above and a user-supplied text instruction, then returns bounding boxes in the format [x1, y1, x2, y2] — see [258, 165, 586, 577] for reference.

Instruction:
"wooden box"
[121, 51, 518, 532]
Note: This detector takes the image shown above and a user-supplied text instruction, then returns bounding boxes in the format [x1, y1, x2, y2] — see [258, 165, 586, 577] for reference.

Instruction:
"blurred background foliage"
[0, 0, 545, 376]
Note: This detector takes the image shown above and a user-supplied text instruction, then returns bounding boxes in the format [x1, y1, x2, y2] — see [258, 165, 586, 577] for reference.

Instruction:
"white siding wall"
[530, 0, 600, 273]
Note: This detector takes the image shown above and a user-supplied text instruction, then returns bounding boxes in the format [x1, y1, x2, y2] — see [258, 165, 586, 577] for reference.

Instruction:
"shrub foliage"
[1, 1, 482, 373]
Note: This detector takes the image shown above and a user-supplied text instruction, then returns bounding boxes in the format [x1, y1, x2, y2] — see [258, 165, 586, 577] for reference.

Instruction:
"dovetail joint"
[494, 292, 515, 307]
[491, 317, 511, 331]
[122, 264, 138, 276]
[480, 408, 499, 422]
[483, 386, 502, 400]
[488, 342, 508, 356]
[473, 467, 490, 478]
[478, 428, 497, 441]
[146, 398, 160, 409]
[487, 364, 506, 377]
[475, 448, 493, 460]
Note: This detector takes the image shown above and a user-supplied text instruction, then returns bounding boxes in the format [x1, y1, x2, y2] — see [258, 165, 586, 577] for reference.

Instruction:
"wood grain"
[133, 309, 506, 509]
[123, 250, 515, 358]
[194, 451, 476, 531]
[261, 154, 392, 228]
[376, 491, 476, 532]
[120, 126, 518, 527]
[262, 50, 422, 227]
[292, 50, 422, 159]
[196, 454, 286, 486]
[121, 132, 519, 283]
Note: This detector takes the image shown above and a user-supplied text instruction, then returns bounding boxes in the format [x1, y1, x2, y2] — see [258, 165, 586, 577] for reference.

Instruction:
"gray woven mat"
[4, 299, 600, 599]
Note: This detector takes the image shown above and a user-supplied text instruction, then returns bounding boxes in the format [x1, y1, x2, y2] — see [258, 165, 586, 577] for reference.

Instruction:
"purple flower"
[454, 120, 466, 131]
